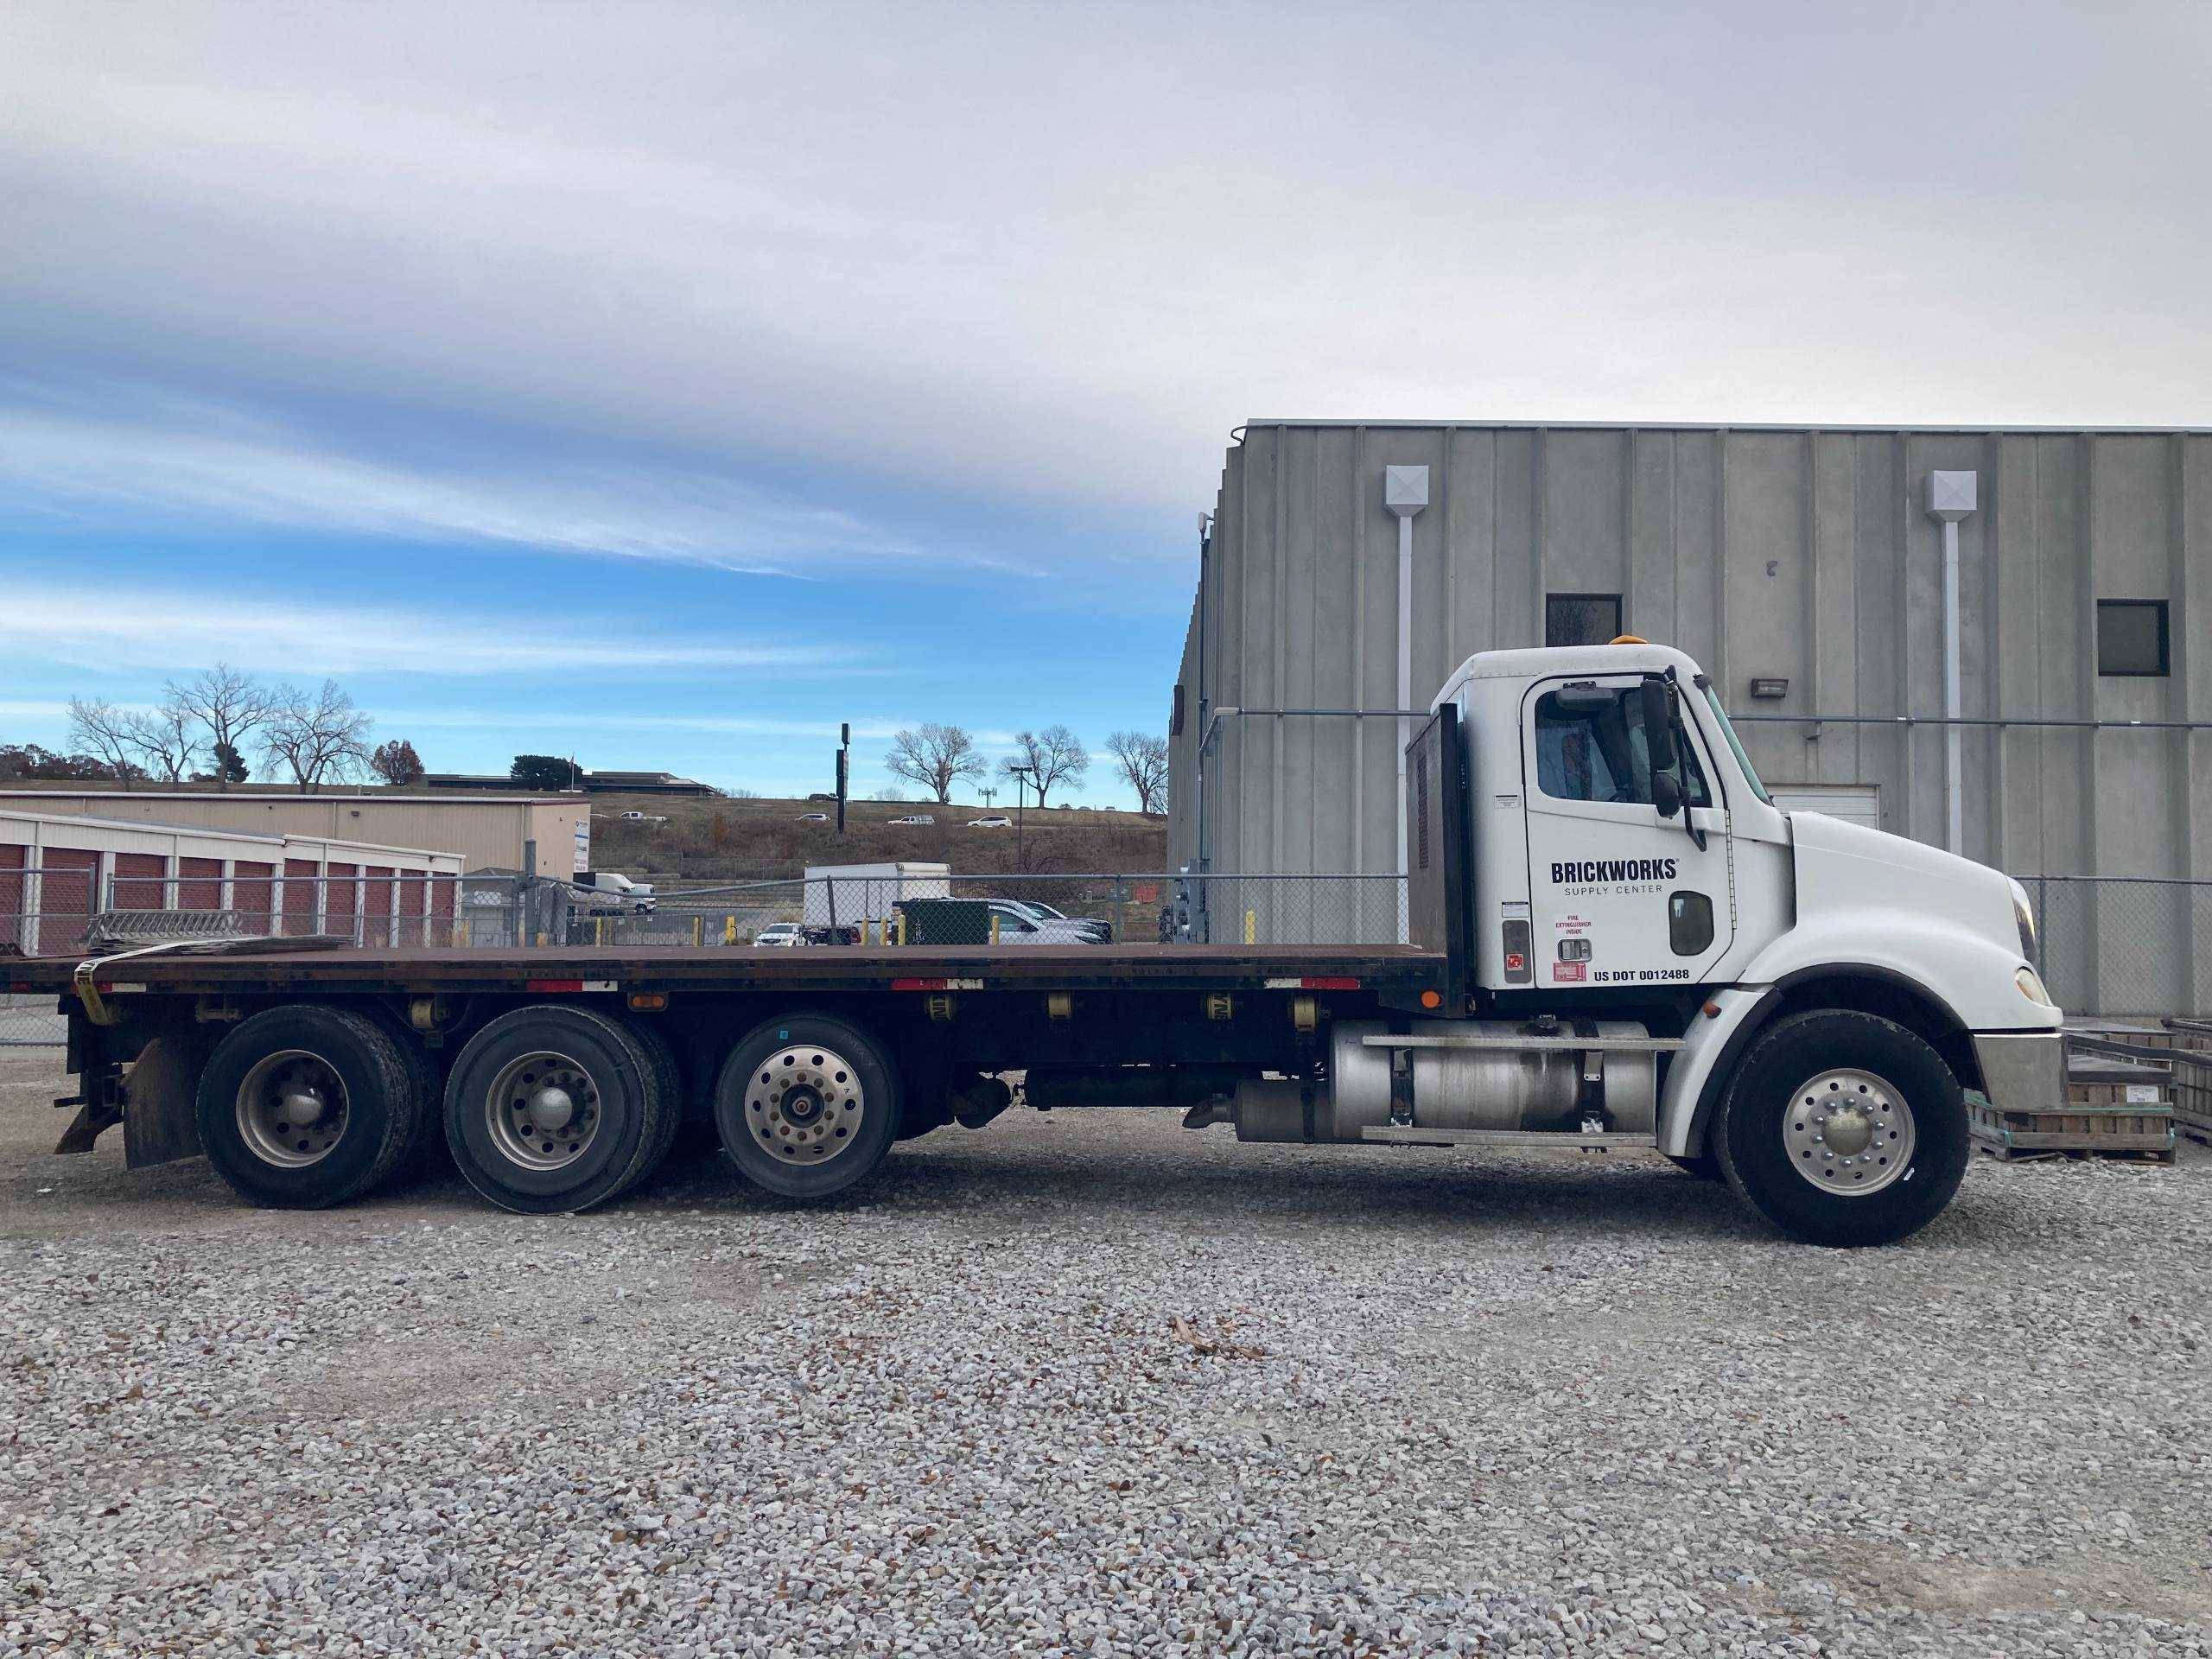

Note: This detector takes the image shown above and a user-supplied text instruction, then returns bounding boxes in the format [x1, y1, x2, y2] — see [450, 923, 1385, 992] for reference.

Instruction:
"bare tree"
[999, 725, 1089, 808]
[884, 722, 986, 804]
[127, 694, 201, 784]
[1106, 731, 1169, 816]
[170, 664, 282, 791]
[261, 680, 374, 791]
[65, 697, 145, 788]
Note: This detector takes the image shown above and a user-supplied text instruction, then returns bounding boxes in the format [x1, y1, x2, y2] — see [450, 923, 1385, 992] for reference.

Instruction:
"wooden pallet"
[1967, 1092, 2177, 1164]
[2159, 1027, 2212, 1146]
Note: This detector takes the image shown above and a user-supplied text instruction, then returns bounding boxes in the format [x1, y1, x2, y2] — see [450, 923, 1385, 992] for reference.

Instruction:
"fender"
[1658, 910, 2054, 1156]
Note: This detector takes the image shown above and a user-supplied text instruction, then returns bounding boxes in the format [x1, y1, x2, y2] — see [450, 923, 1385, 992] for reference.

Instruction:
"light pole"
[1008, 766, 1033, 871]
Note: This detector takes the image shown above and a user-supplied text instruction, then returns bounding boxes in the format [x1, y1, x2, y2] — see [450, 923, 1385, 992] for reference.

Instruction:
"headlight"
[2008, 879, 2037, 963]
[2016, 965, 2056, 1007]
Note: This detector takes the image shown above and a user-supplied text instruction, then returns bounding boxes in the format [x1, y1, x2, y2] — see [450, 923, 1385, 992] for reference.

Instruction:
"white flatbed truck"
[13, 642, 2062, 1246]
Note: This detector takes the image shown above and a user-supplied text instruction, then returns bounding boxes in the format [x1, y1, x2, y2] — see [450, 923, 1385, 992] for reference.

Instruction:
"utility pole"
[835, 722, 850, 835]
[1009, 765, 1033, 871]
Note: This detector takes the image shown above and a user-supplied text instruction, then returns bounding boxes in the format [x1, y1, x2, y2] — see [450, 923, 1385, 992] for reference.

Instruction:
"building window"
[1546, 593, 1622, 647]
[2097, 600, 2169, 677]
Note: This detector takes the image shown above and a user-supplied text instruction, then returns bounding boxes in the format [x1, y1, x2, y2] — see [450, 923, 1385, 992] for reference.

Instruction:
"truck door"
[1521, 672, 1732, 990]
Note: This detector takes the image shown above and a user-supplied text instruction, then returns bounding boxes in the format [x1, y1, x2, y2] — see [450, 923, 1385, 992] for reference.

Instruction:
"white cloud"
[3, 585, 861, 678]
[0, 403, 913, 575]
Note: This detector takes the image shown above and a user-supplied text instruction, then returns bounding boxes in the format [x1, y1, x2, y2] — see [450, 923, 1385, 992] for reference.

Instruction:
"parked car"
[983, 901, 1105, 944]
[887, 814, 936, 826]
[1001, 898, 1112, 941]
[753, 922, 808, 947]
[966, 816, 1012, 828]
[808, 791, 837, 802]
[797, 811, 830, 822]
[616, 810, 668, 823]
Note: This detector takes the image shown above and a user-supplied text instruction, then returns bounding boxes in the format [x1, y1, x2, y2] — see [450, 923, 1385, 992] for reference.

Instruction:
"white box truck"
[801, 861, 950, 930]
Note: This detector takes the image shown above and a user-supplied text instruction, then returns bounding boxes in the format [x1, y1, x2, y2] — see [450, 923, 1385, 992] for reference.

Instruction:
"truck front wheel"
[713, 1013, 900, 1199]
[196, 1005, 431, 1209]
[1714, 1009, 1968, 1248]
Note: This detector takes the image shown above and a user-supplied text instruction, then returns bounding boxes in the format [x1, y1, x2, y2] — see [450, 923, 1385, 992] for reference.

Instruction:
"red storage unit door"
[326, 863, 359, 939]
[428, 872, 457, 946]
[283, 858, 319, 936]
[232, 861, 275, 934]
[177, 856, 223, 910]
[0, 844, 24, 952]
[113, 851, 168, 911]
[36, 847, 99, 956]
[397, 870, 428, 947]
[363, 866, 395, 945]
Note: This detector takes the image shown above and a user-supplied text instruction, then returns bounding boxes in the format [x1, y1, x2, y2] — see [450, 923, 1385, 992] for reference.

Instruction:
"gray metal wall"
[1168, 422, 2212, 1010]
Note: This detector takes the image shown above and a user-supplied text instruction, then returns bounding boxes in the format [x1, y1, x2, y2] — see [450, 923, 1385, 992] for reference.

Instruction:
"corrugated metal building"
[0, 792, 592, 876]
[0, 809, 464, 955]
[1167, 421, 2212, 1012]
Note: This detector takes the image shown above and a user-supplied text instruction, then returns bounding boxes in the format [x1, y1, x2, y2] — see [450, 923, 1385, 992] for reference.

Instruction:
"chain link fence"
[2017, 876, 2212, 1019]
[5, 868, 2203, 1044]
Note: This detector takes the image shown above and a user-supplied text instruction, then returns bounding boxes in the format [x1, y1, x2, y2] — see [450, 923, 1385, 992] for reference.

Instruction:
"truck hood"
[1789, 810, 2024, 969]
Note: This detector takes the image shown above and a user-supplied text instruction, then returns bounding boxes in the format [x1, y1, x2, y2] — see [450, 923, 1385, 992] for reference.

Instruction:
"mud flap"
[122, 1034, 212, 1169]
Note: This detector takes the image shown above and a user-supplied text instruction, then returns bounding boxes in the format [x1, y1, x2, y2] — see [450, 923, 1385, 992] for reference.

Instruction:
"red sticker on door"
[1504, 951, 1526, 973]
[1553, 961, 1586, 982]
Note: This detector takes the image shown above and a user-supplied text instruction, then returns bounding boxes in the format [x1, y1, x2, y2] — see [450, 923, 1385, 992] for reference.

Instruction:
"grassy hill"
[587, 792, 1169, 882]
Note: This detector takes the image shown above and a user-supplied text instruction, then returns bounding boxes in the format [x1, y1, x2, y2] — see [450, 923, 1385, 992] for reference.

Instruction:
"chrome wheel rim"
[746, 1044, 865, 1166]
[236, 1049, 349, 1168]
[488, 1050, 602, 1171]
[1787, 1068, 1914, 1196]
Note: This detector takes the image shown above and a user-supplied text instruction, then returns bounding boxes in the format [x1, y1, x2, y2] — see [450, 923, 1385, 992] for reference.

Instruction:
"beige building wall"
[0, 793, 589, 875]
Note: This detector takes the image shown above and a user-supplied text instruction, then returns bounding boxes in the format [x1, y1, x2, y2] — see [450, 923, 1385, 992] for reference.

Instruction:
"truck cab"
[1290, 637, 2065, 1243]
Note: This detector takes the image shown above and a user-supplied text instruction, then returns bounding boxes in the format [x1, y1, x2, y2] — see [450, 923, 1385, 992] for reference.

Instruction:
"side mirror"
[1641, 679, 1678, 772]
[1653, 769, 1683, 819]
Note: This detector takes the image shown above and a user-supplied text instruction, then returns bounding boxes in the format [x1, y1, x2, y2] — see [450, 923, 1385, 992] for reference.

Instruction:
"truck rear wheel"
[1715, 1009, 1967, 1247]
[713, 1013, 900, 1199]
[443, 1006, 673, 1213]
[196, 1005, 430, 1209]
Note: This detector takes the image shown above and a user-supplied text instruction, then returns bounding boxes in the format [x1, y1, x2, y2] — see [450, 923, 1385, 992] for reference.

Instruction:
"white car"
[797, 811, 830, 823]
[615, 810, 668, 823]
[966, 816, 1012, 828]
[887, 814, 936, 826]
[1001, 898, 1111, 941]
[753, 922, 808, 947]
[984, 902, 1104, 945]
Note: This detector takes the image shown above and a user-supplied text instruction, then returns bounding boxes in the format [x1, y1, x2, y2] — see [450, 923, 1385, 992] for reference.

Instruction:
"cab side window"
[1535, 685, 1710, 807]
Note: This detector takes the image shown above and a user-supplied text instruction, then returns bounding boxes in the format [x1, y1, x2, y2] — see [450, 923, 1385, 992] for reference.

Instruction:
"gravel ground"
[2, 1046, 2208, 1657]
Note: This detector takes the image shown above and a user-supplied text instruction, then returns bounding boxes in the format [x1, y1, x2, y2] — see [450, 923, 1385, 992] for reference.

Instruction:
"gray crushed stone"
[2, 1051, 2207, 1656]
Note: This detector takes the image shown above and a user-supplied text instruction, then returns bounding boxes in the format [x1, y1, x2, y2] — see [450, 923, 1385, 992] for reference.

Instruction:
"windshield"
[1698, 678, 1771, 805]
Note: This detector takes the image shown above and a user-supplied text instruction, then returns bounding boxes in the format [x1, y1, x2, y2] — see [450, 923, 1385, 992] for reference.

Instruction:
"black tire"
[713, 1012, 901, 1199]
[1714, 1009, 1968, 1247]
[196, 1004, 429, 1209]
[443, 1006, 674, 1214]
[1666, 1152, 1725, 1182]
[621, 1020, 687, 1188]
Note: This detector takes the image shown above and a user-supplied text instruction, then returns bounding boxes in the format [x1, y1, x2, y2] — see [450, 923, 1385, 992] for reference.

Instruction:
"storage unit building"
[0, 792, 588, 877]
[0, 810, 464, 955]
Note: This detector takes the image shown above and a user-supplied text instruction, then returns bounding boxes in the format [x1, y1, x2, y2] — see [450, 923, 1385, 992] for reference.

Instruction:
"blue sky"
[3, 2, 2206, 804]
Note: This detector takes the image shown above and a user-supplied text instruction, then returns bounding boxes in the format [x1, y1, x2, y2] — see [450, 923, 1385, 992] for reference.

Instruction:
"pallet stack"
[2160, 1017, 2212, 1148]
[1967, 1025, 2177, 1165]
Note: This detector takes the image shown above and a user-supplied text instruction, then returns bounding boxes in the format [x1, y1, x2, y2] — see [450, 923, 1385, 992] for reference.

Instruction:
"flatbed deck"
[6, 943, 1442, 999]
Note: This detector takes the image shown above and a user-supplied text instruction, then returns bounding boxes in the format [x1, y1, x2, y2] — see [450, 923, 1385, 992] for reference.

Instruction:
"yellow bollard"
[895, 912, 906, 945]
[594, 917, 605, 946]
[1244, 909, 1255, 945]
[693, 914, 703, 946]
[989, 913, 1001, 944]
[724, 914, 736, 945]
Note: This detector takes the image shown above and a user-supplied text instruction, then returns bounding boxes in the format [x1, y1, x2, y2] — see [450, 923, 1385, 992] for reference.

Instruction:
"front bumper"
[1973, 1031, 2065, 1110]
